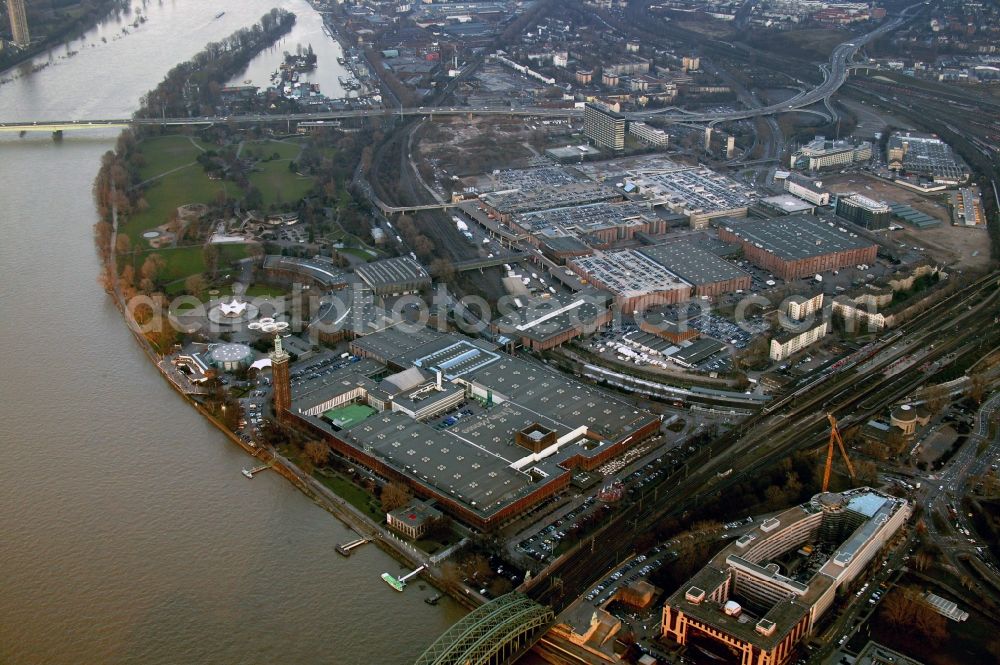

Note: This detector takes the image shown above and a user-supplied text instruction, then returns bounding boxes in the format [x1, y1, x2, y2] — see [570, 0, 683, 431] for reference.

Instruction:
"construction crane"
[822, 414, 856, 492]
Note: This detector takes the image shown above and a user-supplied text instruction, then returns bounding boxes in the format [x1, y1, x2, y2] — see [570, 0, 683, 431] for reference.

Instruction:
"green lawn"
[133, 243, 249, 288]
[137, 135, 210, 181]
[245, 139, 303, 161]
[337, 246, 380, 262]
[249, 160, 314, 207]
[313, 471, 383, 521]
[220, 283, 288, 299]
[124, 165, 230, 243]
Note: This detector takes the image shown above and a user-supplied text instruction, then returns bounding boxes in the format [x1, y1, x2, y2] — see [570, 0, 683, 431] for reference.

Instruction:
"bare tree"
[380, 481, 412, 512]
[303, 440, 330, 466]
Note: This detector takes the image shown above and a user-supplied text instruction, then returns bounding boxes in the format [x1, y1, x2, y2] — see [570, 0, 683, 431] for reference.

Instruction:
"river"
[0, 2, 463, 664]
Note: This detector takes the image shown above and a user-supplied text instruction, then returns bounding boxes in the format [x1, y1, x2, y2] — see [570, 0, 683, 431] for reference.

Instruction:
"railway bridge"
[414, 592, 554, 665]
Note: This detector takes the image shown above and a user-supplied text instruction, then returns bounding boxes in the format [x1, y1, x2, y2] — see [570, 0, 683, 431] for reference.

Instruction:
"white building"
[770, 320, 828, 361]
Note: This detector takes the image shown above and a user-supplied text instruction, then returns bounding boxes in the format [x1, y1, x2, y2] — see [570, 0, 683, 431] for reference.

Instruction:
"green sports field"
[323, 403, 376, 430]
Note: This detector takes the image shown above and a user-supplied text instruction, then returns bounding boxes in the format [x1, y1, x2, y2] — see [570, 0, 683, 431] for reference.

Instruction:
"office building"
[6, 0, 29, 48]
[717, 215, 878, 280]
[662, 489, 911, 665]
[790, 137, 872, 171]
[784, 174, 830, 206]
[836, 194, 891, 231]
[584, 102, 626, 151]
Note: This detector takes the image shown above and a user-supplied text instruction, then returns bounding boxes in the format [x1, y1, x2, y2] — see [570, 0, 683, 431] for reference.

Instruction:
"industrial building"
[638, 242, 752, 297]
[760, 195, 818, 216]
[835, 194, 891, 231]
[790, 137, 873, 171]
[354, 256, 431, 296]
[769, 320, 828, 361]
[584, 102, 626, 151]
[784, 174, 830, 206]
[717, 216, 878, 281]
[510, 202, 665, 247]
[569, 250, 693, 313]
[887, 132, 968, 184]
[491, 291, 612, 351]
[662, 489, 911, 665]
[286, 327, 660, 529]
[626, 166, 753, 229]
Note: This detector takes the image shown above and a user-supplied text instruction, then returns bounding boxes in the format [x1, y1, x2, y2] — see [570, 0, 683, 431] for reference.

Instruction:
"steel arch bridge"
[415, 593, 554, 665]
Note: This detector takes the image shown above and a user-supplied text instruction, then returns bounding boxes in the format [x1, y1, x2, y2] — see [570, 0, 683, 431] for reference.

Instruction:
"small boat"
[424, 593, 442, 605]
[241, 468, 254, 479]
[214, 11, 225, 19]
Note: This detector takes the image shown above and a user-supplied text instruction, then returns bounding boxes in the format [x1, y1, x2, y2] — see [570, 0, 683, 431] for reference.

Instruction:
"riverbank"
[0, 0, 130, 75]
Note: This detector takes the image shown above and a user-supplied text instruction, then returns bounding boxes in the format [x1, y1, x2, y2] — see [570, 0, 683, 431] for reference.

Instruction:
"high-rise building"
[584, 102, 625, 151]
[6, 0, 29, 48]
[835, 193, 891, 230]
[270, 334, 291, 419]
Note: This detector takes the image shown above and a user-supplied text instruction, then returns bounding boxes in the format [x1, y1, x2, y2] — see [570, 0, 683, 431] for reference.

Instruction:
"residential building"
[785, 293, 824, 321]
[770, 320, 828, 361]
[584, 102, 626, 151]
[629, 121, 670, 147]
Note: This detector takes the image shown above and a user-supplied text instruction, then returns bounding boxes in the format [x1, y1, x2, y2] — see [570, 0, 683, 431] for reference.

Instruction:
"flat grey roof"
[671, 338, 726, 365]
[262, 255, 350, 288]
[719, 215, 876, 261]
[761, 194, 816, 214]
[571, 250, 691, 298]
[639, 242, 751, 287]
[494, 292, 610, 344]
[354, 256, 430, 289]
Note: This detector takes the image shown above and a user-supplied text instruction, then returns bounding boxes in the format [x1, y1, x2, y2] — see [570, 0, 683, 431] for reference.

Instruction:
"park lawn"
[313, 471, 383, 521]
[219, 283, 289, 299]
[141, 243, 249, 286]
[124, 165, 230, 243]
[337, 246, 379, 262]
[249, 160, 314, 207]
[246, 139, 303, 161]
[137, 135, 210, 181]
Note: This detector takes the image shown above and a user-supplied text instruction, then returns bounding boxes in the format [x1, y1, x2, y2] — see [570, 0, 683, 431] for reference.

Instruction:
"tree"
[184, 274, 207, 299]
[380, 481, 412, 512]
[202, 243, 221, 279]
[423, 515, 453, 542]
[140, 253, 166, 285]
[462, 553, 491, 581]
[923, 384, 949, 415]
[966, 372, 989, 404]
[303, 440, 330, 466]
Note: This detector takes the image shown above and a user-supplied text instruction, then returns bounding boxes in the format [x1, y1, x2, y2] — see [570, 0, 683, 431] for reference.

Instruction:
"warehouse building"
[492, 291, 612, 351]
[480, 183, 623, 223]
[835, 194, 891, 231]
[286, 328, 660, 530]
[627, 167, 753, 229]
[354, 256, 431, 296]
[569, 249, 693, 313]
[717, 216, 878, 281]
[510, 201, 665, 247]
[638, 242, 751, 297]
[887, 132, 968, 184]
[662, 489, 910, 665]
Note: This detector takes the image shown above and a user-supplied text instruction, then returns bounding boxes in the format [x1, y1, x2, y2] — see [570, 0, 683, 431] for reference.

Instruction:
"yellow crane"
[822, 414, 856, 492]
